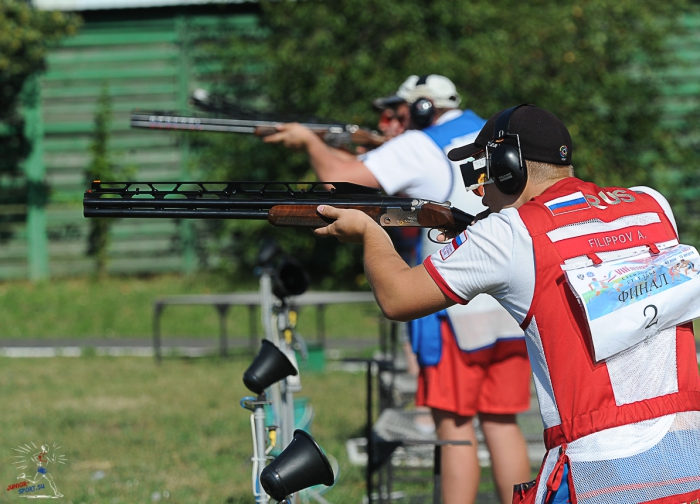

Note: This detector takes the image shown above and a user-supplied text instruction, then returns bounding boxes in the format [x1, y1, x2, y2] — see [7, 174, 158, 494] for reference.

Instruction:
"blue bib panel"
[409, 310, 447, 367]
[422, 109, 486, 150]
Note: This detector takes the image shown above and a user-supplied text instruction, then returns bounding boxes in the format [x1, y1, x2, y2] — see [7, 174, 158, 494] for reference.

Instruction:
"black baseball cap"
[448, 105, 572, 164]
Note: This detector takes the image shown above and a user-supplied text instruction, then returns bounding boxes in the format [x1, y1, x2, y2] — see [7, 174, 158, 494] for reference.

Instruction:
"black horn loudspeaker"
[243, 340, 298, 395]
[260, 430, 335, 501]
[272, 257, 310, 299]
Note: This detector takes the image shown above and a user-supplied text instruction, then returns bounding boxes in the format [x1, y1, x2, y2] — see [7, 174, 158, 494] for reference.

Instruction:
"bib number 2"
[643, 304, 658, 329]
[565, 244, 700, 361]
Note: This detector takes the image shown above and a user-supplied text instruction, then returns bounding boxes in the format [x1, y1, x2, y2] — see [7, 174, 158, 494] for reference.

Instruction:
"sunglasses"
[379, 110, 409, 125]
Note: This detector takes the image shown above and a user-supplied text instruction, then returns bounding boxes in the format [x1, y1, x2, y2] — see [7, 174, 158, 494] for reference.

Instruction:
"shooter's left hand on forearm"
[263, 123, 317, 149]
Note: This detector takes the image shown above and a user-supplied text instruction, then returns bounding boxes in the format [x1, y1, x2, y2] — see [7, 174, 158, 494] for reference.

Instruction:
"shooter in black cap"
[447, 104, 572, 202]
[313, 104, 700, 504]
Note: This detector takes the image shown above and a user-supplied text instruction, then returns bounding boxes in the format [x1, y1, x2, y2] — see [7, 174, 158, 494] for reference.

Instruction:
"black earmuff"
[488, 104, 528, 195]
[409, 97, 434, 130]
[408, 75, 435, 130]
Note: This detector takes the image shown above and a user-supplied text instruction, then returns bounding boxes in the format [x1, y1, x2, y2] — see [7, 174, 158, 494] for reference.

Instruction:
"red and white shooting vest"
[517, 178, 700, 503]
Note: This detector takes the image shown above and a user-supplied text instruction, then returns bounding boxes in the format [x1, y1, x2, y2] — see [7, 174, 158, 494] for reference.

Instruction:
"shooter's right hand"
[313, 205, 376, 244]
[434, 208, 491, 242]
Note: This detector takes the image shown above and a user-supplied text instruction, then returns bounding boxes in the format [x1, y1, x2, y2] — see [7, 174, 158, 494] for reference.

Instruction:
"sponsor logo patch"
[544, 191, 591, 216]
[9, 442, 67, 499]
[439, 231, 467, 260]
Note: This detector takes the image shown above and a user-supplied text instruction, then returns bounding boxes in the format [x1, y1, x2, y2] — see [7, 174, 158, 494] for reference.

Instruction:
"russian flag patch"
[544, 191, 591, 216]
[439, 231, 468, 260]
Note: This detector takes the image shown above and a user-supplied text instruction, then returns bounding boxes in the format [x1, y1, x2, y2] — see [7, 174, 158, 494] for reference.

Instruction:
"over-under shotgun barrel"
[83, 181, 473, 232]
[129, 112, 386, 148]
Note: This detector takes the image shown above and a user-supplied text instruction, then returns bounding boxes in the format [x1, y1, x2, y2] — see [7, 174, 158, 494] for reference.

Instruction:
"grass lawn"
[0, 275, 383, 343]
[0, 355, 371, 504]
[0, 274, 697, 345]
[0, 274, 696, 503]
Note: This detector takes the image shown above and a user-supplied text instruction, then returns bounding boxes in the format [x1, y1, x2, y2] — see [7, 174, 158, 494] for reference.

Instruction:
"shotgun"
[83, 181, 474, 233]
[131, 89, 387, 149]
[131, 89, 386, 153]
[192, 88, 387, 149]
[130, 112, 386, 150]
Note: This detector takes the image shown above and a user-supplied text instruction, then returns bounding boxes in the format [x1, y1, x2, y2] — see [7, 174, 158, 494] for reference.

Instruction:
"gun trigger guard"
[427, 228, 444, 244]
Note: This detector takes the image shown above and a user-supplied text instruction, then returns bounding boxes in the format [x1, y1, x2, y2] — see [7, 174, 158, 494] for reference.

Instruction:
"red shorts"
[416, 320, 531, 416]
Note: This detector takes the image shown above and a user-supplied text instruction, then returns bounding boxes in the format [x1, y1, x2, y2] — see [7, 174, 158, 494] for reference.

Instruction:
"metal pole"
[278, 303, 298, 450]
[248, 304, 257, 354]
[253, 400, 270, 504]
[316, 304, 326, 347]
[282, 378, 295, 449]
[22, 75, 49, 281]
[260, 272, 274, 343]
[379, 317, 388, 356]
[153, 303, 163, 364]
[260, 271, 283, 440]
[175, 16, 196, 274]
[366, 360, 373, 504]
[432, 445, 442, 504]
[216, 304, 229, 357]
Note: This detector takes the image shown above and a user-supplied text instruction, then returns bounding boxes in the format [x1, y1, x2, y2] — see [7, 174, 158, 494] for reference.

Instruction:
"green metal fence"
[13, 12, 262, 280]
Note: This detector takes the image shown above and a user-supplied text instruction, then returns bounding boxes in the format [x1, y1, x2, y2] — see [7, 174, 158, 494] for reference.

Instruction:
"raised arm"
[314, 205, 455, 321]
[263, 123, 381, 188]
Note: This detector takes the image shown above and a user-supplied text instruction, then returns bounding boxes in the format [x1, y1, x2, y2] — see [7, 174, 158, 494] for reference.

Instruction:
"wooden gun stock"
[415, 203, 473, 231]
[252, 125, 342, 140]
[268, 205, 383, 228]
[268, 203, 472, 232]
[254, 126, 386, 148]
[254, 125, 279, 137]
[349, 129, 386, 148]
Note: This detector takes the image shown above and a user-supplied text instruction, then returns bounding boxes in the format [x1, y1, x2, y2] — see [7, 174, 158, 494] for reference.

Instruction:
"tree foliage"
[85, 84, 137, 278]
[0, 0, 79, 172]
[197, 0, 698, 286]
[86, 84, 115, 278]
[0, 0, 80, 116]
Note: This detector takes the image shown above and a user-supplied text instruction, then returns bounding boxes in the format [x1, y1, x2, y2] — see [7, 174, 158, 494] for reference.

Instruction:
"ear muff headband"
[488, 104, 528, 194]
[494, 105, 520, 139]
